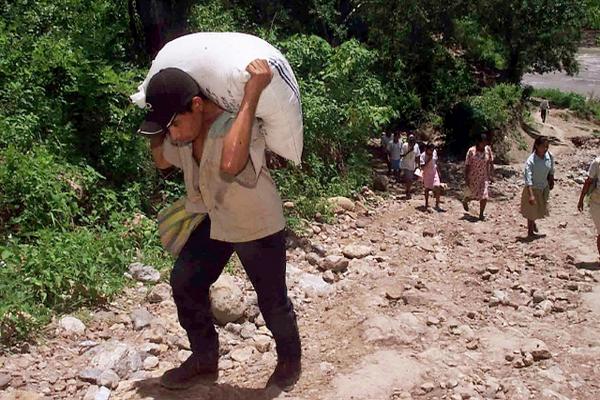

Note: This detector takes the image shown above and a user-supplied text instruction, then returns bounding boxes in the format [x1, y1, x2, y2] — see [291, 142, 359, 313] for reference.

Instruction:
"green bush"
[444, 84, 523, 157]
[0, 146, 101, 234]
[532, 88, 600, 121]
[0, 215, 165, 346]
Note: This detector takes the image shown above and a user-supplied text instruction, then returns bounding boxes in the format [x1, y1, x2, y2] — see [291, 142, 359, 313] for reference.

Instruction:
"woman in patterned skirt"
[463, 134, 494, 220]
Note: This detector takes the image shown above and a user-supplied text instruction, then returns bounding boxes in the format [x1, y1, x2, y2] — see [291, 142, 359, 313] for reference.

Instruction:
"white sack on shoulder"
[130, 32, 303, 165]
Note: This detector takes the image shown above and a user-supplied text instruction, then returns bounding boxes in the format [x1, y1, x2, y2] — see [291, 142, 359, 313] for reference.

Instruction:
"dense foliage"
[0, 0, 592, 345]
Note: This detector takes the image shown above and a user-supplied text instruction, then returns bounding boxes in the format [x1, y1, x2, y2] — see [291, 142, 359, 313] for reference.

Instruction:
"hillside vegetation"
[0, 0, 594, 346]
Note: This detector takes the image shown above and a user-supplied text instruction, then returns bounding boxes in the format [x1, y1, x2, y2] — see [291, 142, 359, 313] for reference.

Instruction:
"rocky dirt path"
[1, 113, 600, 400]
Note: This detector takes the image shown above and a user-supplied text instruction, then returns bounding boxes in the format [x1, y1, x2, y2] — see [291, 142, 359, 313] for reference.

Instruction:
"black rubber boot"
[160, 352, 218, 390]
[266, 357, 301, 392]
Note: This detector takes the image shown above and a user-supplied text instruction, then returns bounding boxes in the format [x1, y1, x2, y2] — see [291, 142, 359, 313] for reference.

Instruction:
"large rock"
[128, 262, 160, 283]
[520, 338, 552, 361]
[129, 308, 153, 330]
[373, 175, 388, 192]
[327, 196, 355, 212]
[57, 316, 86, 337]
[83, 386, 111, 400]
[286, 265, 332, 297]
[320, 255, 349, 272]
[342, 245, 373, 259]
[98, 369, 120, 389]
[89, 341, 142, 379]
[209, 275, 246, 325]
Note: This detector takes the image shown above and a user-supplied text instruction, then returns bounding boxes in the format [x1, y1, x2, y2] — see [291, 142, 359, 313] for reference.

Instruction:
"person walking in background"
[420, 143, 442, 211]
[540, 99, 550, 123]
[387, 131, 403, 181]
[381, 131, 393, 174]
[463, 133, 494, 220]
[400, 133, 421, 198]
[521, 136, 554, 237]
[577, 156, 600, 261]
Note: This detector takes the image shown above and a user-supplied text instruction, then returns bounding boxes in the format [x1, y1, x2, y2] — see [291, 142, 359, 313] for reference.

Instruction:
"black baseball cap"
[137, 68, 201, 136]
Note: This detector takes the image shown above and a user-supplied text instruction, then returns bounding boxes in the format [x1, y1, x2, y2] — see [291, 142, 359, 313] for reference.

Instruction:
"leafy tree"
[475, 0, 586, 83]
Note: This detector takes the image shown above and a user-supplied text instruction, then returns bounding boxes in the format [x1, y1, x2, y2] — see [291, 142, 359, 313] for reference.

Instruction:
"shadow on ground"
[134, 377, 283, 400]
[575, 261, 600, 271]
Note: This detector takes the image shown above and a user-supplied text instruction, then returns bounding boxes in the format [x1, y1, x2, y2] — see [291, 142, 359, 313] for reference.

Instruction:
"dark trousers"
[541, 109, 547, 123]
[170, 218, 301, 361]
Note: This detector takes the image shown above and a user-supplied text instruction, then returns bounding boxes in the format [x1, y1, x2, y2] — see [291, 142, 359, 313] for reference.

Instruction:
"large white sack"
[130, 32, 303, 165]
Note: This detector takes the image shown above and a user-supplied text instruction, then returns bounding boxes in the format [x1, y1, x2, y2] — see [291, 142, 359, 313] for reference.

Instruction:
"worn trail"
[1, 112, 600, 400]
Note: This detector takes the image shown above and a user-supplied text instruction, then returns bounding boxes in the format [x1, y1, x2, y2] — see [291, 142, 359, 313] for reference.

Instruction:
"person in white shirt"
[387, 132, 403, 180]
[578, 156, 600, 261]
[380, 131, 393, 174]
[400, 134, 421, 198]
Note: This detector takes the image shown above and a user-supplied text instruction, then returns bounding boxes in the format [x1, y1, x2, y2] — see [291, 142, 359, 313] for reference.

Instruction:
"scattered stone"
[487, 265, 500, 274]
[210, 275, 246, 325]
[286, 266, 332, 297]
[130, 308, 153, 330]
[253, 335, 271, 353]
[342, 244, 373, 259]
[521, 339, 552, 361]
[57, 316, 86, 337]
[83, 385, 111, 400]
[230, 347, 255, 363]
[90, 341, 142, 379]
[305, 252, 320, 266]
[565, 282, 579, 291]
[356, 219, 368, 229]
[146, 283, 171, 303]
[385, 288, 404, 301]
[240, 322, 257, 339]
[178, 350, 192, 363]
[466, 340, 479, 350]
[143, 356, 159, 370]
[327, 196, 355, 212]
[426, 316, 440, 326]
[556, 271, 569, 280]
[128, 262, 161, 283]
[78, 368, 102, 384]
[98, 370, 119, 390]
[321, 255, 349, 272]
[322, 270, 336, 283]
[522, 352, 535, 367]
[283, 201, 295, 209]
[420, 381, 435, 393]
[532, 290, 546, 304]
[0, 374, 11, 390]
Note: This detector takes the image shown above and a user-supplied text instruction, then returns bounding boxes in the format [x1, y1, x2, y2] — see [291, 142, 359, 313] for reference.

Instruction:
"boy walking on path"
[387, 132, 404, 181]
[400, 134, 421, 198]
[137, 60, 301, 391]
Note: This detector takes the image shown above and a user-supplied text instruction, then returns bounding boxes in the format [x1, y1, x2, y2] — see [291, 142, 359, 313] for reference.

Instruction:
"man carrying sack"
[137, 60, 301, 391]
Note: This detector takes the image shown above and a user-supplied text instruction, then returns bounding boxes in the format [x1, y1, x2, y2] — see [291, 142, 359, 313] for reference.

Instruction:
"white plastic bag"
[131, 32, 303, 165]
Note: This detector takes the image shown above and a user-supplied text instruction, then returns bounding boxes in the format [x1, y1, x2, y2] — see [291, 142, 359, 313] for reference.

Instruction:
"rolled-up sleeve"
[588, 159, 599, 180]
[524, 158, 534, 186]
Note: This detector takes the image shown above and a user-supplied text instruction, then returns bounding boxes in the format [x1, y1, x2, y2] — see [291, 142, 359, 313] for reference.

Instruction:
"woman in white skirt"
[520, 136, 554, 237]
[577, 156, 600, 260]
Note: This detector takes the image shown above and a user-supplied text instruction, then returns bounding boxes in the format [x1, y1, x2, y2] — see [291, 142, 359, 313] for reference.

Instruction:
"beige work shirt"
[162, 112, 285, 243]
